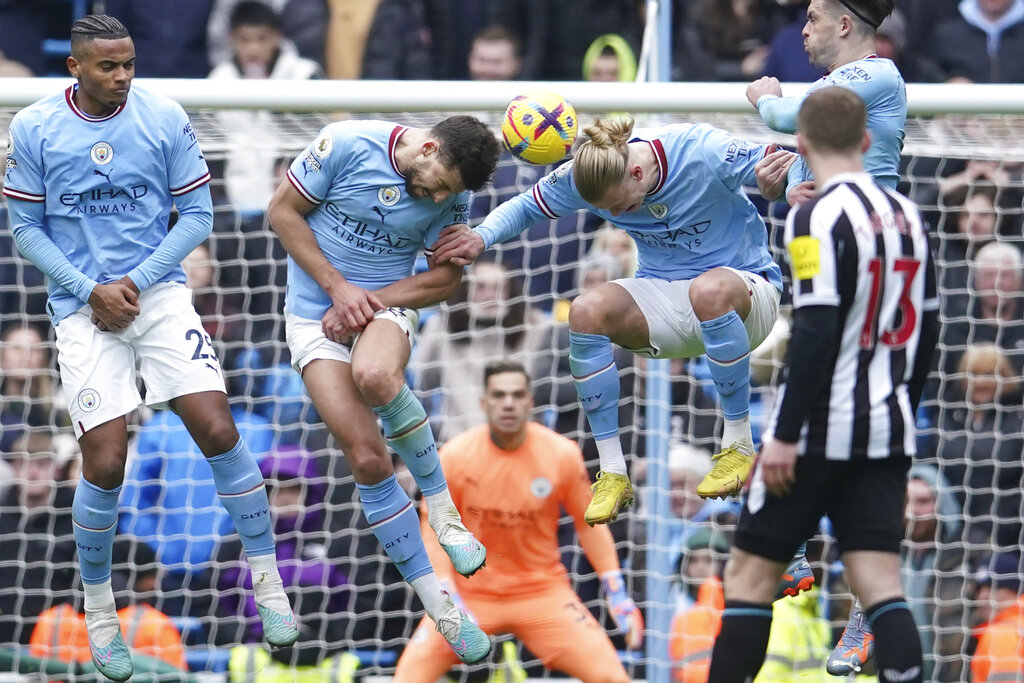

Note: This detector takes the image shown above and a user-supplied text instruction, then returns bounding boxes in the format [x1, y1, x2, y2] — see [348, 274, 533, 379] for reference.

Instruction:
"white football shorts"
[285, 306, 421, 372]
[55, 282, 226, 437]
[613, 268, 781, 359]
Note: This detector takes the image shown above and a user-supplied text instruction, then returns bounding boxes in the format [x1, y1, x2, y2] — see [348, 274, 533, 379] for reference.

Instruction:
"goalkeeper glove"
[601, 571, 644, 649]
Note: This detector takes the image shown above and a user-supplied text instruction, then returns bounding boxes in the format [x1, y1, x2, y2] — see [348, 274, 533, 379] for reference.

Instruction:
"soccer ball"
[501, 90, 578, 165]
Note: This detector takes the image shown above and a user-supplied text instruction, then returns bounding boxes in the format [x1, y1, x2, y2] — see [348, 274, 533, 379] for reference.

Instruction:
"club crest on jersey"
[648, 203, 669, 219]
[530, 477, 553, 499]
[90, 142, 113, 165]
[77, 388, 101, 413]
[378, 185, 401, 206]
[312, 133, 333, 158]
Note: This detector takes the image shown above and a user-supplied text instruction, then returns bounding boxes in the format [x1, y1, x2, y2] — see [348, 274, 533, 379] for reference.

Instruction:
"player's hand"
[755, 144, 796, 201]
[759, 438, 798, 497]
[786, 181, 817, 206]
[431, 224, 485, 267]
[601, 571, 644, 649]
[88, 281, 141, 331]
[321, 305, 358, 345]
[327, 279, 384, 331]
[746, 77, 783, 109]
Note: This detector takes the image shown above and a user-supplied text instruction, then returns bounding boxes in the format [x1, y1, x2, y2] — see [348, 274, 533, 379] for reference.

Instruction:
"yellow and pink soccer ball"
[501, 89, 578, 165]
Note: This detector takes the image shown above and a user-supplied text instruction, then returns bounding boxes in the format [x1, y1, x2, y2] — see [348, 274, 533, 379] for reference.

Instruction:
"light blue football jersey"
[757, 56, 907, 189]
[284, 120, 471, 320]
[4, 84, 212, 324]
[475, 124, 783, 290]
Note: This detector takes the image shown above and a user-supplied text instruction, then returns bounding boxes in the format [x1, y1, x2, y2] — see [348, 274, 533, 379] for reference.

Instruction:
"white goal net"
[1, 81, 1023, 683]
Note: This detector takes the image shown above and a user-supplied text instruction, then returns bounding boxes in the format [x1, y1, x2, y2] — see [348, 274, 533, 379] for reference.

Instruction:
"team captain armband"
[788, 235, 821, 280]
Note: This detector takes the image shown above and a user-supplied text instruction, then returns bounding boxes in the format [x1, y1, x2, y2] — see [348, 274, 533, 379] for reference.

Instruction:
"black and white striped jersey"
[768, 172, 939, 460]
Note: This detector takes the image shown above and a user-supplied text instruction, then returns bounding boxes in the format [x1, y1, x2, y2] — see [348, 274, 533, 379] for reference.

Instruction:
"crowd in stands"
[2, 0, 1024, 680]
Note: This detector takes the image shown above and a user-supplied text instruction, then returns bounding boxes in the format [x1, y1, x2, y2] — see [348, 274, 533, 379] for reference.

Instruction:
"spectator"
[0, 50, 32, 77]
[902, 464, 969, 682]
[465, 25, 522, 80]
[207, 0, 329, 71]
[209, 2, 321, 216]
[896, 0, 962, 56]
[582, 34, 638, 82]
[213, 445, 352, 670]
[102, 0, 216, 77]
[118, 404, 275, 617]
[0, 324, 67, 452]
[679, 0, 777, 82]
[971, 552, 1024, 683]
[927, 0, 1024, 83]
[934, 343, 1023, 561]
[421, 0, 494, 79]
[361, 0, 432, 79]
[875, 9, 940, 82]
[0, 430, 78, 646]
[411, 260, 559, 441]
[590, 224, 638, 278]
[934, 184, 1002, 322]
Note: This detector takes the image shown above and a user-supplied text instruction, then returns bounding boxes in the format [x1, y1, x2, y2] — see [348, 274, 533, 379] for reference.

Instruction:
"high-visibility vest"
[228, 645, 359, 683]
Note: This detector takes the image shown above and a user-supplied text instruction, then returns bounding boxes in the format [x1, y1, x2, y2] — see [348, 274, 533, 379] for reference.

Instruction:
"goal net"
[1, 84, 1022, 683]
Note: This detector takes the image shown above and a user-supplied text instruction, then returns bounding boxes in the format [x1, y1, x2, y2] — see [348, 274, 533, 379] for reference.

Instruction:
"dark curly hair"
[430, 115, 500, 192]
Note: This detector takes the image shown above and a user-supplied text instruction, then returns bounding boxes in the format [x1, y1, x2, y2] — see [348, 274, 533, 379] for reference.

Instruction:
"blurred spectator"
[421, 0, 494, 79]
[0, 324, 67, 452]
[102, 0, 216, 77]
[0, 50, 32, 77]
[491, 0, 642, 80]
[466, 25, 521, 81]
[678, 0, 777, 82]
[361, 0, 432, 79]
[118, 405, 274, 616]
[582, 34, 638, 81]
[30, 540, 186, 671]
[323, 0, 383, 78]
[935, 184, 1002, 322]
[897, 0, 962, 57]
[0, 430, 78, 646]
[207, 0, 329, 70]
[411, 260, 558, 441]
[934, 343, 1023, 560]
[760, 2, 820, 83]
[875, 9, 942, 82]
[209, 2, 321, 216]
[0, 3, 48, 75]
[927, 0, 1024, 83]
[971, 552, 1024, 683]
[591, 224, 638, 278]
[903, 464, 969, 682]
[213, 445, 351, 669]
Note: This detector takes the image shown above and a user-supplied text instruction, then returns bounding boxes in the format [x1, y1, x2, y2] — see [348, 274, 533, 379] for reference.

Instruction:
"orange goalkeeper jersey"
[423, 422, 620, 597]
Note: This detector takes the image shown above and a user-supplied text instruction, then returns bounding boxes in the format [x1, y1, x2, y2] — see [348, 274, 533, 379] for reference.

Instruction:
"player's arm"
[371, 258, 462, 309]
[268, 179, 383, 328]
[702, 126, 792, 202]
[746, 76, 801, 134]
[432, 167, 584, 265]
[124, 184, 213, 292]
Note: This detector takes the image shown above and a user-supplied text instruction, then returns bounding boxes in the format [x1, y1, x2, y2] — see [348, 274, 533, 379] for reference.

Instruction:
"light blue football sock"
[568, 331, 622, 441]
[208, 438, 275, 558]
[73, 478, 121, 585]
[700, 310, 752, 421]
[358, 475, 433, 582]
[374, 385, 447, 497]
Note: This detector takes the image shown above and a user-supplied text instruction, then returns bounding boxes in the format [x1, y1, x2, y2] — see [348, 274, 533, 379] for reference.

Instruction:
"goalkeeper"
[393, 359, 642, 683]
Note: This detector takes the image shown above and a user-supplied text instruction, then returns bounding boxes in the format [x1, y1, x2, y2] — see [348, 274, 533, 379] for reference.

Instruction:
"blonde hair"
[573, 116, 635, 204]
[958, 343, 1020, 393]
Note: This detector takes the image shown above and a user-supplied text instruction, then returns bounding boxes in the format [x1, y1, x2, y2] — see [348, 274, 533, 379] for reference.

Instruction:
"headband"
[835, 0, 882, 29]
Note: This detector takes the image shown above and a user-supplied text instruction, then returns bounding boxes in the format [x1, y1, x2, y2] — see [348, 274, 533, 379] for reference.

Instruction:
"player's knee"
[345, 445, 393, 483]
[689, 270, 743, 319]
[351, 360, 402, 406]
[200, 421, 242, 456]
[568, 293, 606, 333]
[81, 451, 126, 489]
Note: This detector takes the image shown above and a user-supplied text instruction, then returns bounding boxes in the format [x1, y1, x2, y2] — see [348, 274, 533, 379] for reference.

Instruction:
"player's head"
[229, 1, 284, 76]
[803, 0, 894, 67]
[481, 359, 533, 439]
[67, 15, 134, 111]
[796, 86, 869, 160]
[468, 25, 522, 81]
[405, 116, 499, 202]
[574, 116, 651, 215]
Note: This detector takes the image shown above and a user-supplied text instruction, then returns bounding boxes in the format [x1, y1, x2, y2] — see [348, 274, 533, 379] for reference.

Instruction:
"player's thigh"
[570, 280, 651, 350]
[55, 310, 141, 437]
[350, 307, 420, 379]
[392, 615, 458, 683]
[734, 455, 833, 563]
[828, 457, 909, 559]
[512, 587, 628, 682]
[131, 283, 228, 409]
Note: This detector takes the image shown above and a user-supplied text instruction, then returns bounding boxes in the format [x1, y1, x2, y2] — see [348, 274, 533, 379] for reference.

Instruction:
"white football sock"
[83, 581, 120, 647]
[249, 554, 291, 614]
[721, 418, 754, 455]
[595, 437, 627, 475]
